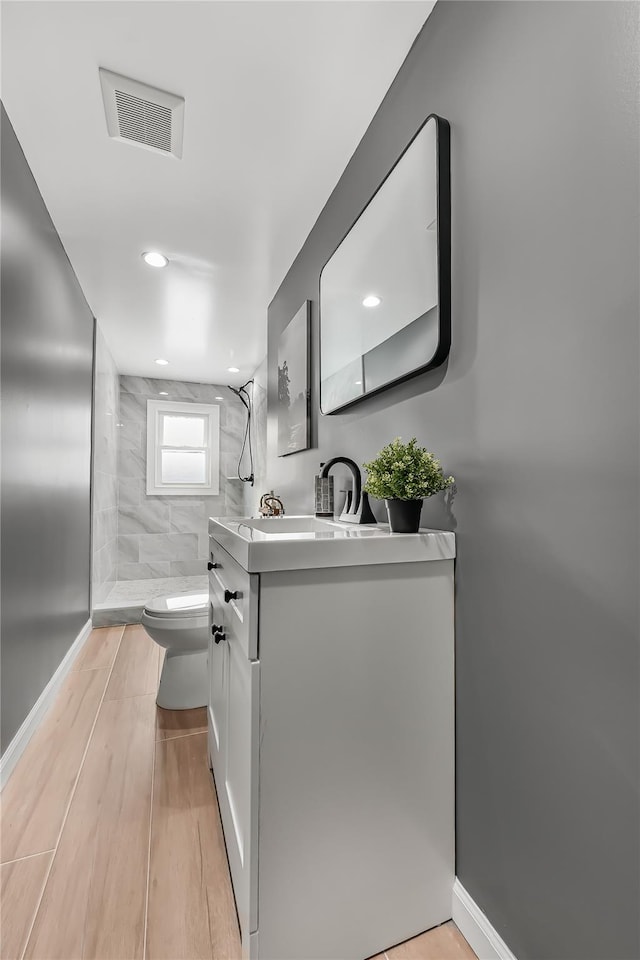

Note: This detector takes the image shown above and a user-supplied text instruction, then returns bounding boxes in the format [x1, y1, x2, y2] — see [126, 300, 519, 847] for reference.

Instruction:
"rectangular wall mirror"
[319, 114, 450, 414]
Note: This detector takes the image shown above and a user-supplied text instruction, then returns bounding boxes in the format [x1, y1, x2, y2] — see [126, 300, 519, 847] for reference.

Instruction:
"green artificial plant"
[363, 437, 454, 501]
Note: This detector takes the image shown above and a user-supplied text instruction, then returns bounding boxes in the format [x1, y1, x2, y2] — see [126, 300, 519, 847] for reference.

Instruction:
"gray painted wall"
[1, 104, 94, 752]
[264, 4, 639, 958]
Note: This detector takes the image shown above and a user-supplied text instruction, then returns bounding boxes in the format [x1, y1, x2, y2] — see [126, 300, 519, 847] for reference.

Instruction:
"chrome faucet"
[319, 457, 377, 525]
[259, 491, 285, 517]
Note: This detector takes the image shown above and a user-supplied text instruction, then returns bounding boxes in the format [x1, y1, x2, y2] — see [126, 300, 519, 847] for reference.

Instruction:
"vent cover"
[99, 68, 184, 159]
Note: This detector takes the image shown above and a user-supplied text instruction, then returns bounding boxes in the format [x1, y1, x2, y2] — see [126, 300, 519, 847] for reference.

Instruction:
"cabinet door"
[208, 599, 227, 775]
[218, 610, 259, 941]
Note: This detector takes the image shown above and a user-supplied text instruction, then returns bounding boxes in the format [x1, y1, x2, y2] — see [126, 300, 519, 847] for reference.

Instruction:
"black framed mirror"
[319, 114, 450, 414]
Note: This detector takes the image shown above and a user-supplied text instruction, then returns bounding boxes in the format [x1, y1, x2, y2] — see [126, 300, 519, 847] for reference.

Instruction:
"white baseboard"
[453, 878, 517, 960]
[0, 618, 93, 789]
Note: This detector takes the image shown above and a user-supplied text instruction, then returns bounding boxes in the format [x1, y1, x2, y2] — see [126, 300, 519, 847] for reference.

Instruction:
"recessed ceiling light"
[215, 396, 224, 400]
[228, 366, 240, 373]
[355, 380, 362, 385]
[154, 358, 169, 365]
[142, 251, 168, 268]
[362, 295, 381, 308]
[159, 391, 169, 396]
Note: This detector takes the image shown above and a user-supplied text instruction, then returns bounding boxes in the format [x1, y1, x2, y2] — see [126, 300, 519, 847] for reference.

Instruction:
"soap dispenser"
[314, 464, 334, 518]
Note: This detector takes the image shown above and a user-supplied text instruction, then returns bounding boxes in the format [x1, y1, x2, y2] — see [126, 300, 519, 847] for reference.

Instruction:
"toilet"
[141, 591, 209, 710]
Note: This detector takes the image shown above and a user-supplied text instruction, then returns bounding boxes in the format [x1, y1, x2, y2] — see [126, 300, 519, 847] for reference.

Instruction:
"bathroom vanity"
[207, 516, 455, 960]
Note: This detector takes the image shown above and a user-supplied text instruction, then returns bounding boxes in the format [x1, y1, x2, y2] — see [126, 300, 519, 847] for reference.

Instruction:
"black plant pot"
[385, 498, 423, 533]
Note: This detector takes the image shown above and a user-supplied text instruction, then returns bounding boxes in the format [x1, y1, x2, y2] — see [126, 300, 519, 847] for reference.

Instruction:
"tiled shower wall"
[116, 376, 246, 580]
[92, 326, 119, 602]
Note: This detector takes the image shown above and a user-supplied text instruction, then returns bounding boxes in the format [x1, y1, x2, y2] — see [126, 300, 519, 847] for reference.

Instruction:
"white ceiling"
[1, 0, 434, 385]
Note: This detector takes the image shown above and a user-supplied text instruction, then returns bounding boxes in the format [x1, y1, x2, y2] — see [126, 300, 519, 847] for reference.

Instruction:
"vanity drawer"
[209, 537, 258, 660]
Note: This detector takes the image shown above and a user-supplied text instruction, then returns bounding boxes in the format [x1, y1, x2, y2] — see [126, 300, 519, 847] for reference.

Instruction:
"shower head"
[227, 380, 255, 486]
[228, 379, 253, 409]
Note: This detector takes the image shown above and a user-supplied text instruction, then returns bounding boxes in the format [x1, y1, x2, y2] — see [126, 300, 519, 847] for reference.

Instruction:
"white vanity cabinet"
[207, 519, 455, 960]
[207, 543, 259, 941]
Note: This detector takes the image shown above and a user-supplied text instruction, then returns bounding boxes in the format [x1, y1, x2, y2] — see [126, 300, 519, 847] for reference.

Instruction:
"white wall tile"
[115, 375, 249, 580]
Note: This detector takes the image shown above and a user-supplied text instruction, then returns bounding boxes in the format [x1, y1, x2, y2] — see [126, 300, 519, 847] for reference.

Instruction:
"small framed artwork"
[277, 300, 310, 457]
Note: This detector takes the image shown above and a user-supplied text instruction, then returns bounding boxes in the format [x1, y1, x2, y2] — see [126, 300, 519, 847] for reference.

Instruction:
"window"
[146, 400, 220, 495]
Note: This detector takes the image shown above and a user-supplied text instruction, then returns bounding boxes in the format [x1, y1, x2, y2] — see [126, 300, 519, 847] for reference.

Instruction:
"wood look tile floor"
[1, 625, 476, 960]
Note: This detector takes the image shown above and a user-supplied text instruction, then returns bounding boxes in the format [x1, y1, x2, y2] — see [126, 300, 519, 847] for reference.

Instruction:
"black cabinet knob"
[214, 631, 226, 644]
[224, 589, 239, 603]
[207, 560, 219, 571]
[211, 623, 222, 635]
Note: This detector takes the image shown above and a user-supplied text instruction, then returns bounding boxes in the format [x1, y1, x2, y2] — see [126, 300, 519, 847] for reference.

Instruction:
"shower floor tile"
[92, 575, 208, 626]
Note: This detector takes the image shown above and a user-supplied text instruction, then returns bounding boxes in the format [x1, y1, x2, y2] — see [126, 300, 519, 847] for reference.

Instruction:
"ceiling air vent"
[99, 68, 184, 159]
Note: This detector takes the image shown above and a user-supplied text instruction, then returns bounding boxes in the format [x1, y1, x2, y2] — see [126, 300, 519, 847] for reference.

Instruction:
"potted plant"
[363, 437, 454, 533]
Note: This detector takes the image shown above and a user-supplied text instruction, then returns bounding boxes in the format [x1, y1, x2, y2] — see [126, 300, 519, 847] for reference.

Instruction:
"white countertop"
[208, 515, 455, 573]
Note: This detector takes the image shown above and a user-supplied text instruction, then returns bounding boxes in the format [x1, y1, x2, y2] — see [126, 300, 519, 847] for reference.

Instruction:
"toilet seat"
[144, 591, 208, 619]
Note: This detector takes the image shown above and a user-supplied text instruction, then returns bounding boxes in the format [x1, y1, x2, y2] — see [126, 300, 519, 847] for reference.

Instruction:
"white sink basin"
[209, 515, 455, 572]
[239, 516, 341, 535]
